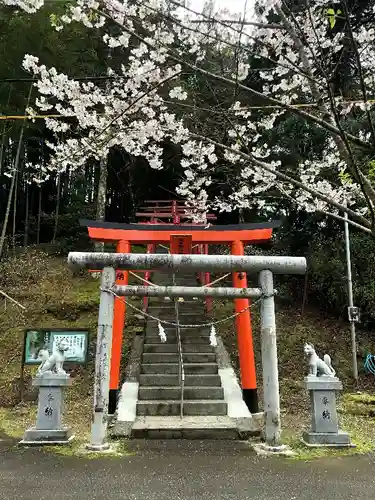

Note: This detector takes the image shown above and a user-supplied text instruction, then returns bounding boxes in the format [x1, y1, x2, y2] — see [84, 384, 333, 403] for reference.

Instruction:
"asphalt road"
[1, 438, 374, 500]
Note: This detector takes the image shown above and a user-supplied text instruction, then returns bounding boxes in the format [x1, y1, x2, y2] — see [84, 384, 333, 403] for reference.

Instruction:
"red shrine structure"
[81, 200, 281, 414]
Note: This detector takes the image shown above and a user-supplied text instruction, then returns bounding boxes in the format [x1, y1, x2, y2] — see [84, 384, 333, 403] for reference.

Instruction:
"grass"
[0, 248, 140, 457]
[213, 295, 375, 460]
[1, 250, 375, 460]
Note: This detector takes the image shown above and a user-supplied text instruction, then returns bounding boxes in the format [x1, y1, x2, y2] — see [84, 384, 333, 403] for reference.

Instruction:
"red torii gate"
[136, 199, 217, 225]
[135, 200, 217, 313]
[81, 217, 281, 414]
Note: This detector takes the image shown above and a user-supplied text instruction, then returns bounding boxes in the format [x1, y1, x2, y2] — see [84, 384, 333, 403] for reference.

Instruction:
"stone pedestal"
[302, 376, 352, 448]
[20, 374, 74, 445]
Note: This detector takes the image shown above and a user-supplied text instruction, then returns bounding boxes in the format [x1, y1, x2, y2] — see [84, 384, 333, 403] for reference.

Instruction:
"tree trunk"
[94, 45, 111, 252]
[62, 167, 70, 204]
[36, 185, 42, 245]
[0, 126, 6, 176]
[0, 128, 25, 259]
[52, 173, 61, 244]
[95, 157, 108, 251]
[23, 182, 29, 247]
[12, 166, 18, 254]
[128, 159, 135, 222]
[239, 208, 245, 223]
[91, 165, 96, 203]
[0, 83, 32, 259]
[96, 157, 108, 221]
[0, 85, 12, 176]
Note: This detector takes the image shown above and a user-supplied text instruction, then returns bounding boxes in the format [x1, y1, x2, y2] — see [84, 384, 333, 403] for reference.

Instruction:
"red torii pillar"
[232, 240, 258, 412]
[81, 219, 280, 415]
[109, 239, 130, 414]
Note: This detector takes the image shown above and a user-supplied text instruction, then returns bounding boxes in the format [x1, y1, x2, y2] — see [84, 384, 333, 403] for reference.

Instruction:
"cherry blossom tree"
[3, 0, 375, 233]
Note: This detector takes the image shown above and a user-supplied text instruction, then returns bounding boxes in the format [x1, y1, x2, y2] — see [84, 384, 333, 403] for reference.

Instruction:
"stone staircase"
[137, 293, 227, 418]
[114, 271, 259, 439]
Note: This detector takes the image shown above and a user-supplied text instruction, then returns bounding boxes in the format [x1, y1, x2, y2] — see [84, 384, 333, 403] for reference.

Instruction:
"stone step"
[151, 309, 206, 315]
[145, 327, 209, 334]
[147, 320, 207, 328]
[177, 303, 206, 308]
[167, 319, 208, 325]
[178, 334, 211, 340]
[143, 344, 178, 353]
[139, 374, 222, 386]
[146, 315, 204, 322]
[178, 312, 207, 317]
[184, 363, 218, 374]
[148, 303, 173, 308]
[138, 386, 224, 400]
[143, 344, 215, 354]
[180, 327, 210, 332]
[143, 336, 176, 344]
[129, 416, 241, 440]
[143, 353, 180, 363]
[144, 336, 210, 344]
[173, 281, 202, 286]
[147, 286, 202, 290]
[142, 352, 216, 363]
[140, 363, 218, 375]
[147, 304, 176, 309]
[146, 326, 177, 335]
[145, 330, 210, 337]
[148, 303, 204, 310]
[179, 305, 206, 310]
[136, 400, 227, 417]
[145, 332, 210, 341]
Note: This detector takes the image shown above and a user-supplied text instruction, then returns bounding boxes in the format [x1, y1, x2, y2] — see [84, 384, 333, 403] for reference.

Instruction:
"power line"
[0, 67, 279, 85]
[0, 98, 373, 120]
[0, 75, 127, 84]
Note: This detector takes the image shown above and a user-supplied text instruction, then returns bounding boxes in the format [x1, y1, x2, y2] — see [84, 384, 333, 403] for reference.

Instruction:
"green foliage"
[325, 8, 342, 29]
[0, 3, 106, 120]
[338, 166, 353, 185]
[367, 160, 375, 181]
[35, 200, 95, 252]
[307, 231, 375, 328]
[274, 210, 375, 329]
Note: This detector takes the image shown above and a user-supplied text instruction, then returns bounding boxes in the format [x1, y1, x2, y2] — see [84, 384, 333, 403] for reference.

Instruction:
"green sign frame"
[23, 328, 89, 365]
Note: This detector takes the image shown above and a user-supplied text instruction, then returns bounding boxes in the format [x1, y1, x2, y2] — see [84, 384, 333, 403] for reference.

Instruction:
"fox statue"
[37, 338, 69, 376]
[304, 343, 336, 377]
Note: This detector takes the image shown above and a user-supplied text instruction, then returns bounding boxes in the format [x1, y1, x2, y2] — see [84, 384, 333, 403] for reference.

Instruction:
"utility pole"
[344, 209, 359, 381]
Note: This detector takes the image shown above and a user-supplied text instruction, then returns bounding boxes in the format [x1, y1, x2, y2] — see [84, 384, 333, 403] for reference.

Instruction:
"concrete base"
[113, 381, 139, 437]
[218, 367, 261, 438]
[219, 367, 252, 419]
[85, 442, 112, 452]
[302, 431, 354, 448]
[253, 443, 296, 457]
[117, 382, 139, 421]
[122, 415, 260, 439]
[20, 427, 73, 446]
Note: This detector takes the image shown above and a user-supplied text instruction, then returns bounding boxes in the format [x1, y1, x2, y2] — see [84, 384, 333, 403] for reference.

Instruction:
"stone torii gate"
[67, 251, 307, 451]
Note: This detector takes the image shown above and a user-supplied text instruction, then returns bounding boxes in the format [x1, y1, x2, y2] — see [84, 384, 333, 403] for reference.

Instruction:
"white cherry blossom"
[4, 0, 375, 230]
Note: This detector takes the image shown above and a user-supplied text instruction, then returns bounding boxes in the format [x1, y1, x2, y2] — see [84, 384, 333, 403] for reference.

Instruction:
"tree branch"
[124, 0, 322, 86]
[277, 176, 372, 233]
[190, 132, 372, 229]
[102, 9, 372, 151]
[342, 0, 375, 146]
[319, 210, 372, 233]
[190, 19, 283, 29]
[168, 0, 284, 30]
[278, 2, 375, 221]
